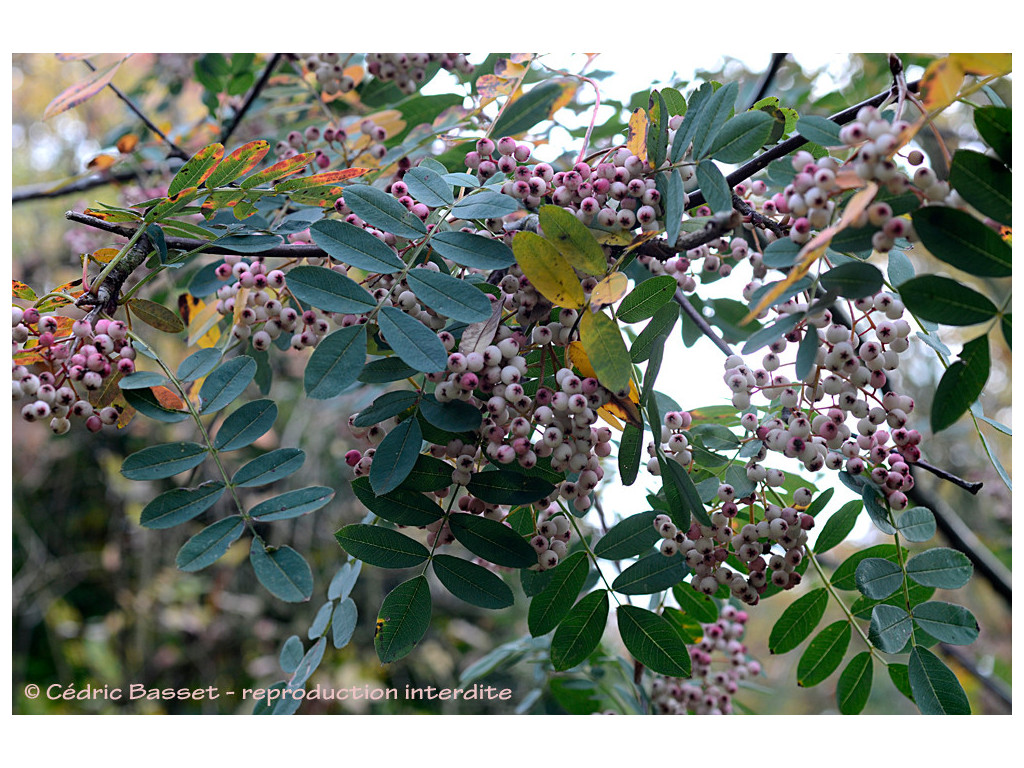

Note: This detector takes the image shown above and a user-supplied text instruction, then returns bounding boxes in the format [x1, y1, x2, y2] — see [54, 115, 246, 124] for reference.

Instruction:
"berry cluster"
[301, 53, 357, 97]
[724, 287, 921, 510]
[366, 53, 474, 95]
[650, 606, 761, 715]
[466, 138, 668, 235]
[12, 307, 136, 434]
[275, 116, 391, 173]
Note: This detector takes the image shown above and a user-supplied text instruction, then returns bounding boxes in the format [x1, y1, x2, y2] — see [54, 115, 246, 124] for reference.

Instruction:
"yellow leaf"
[90, 247, 119, 264]
[626, 108, 648, 165]
[742, 183, 878, 324]
[232, 287, 250, 329]
[590, 272, 629, 312]
[495, 57, 528, 79]
[180, 295, 223, 348]
[549, 81, 579, 117]
[949, 53, 1012, 76]
[476, 74, 516, 107]
[567, 341, 642, 428]
[920, 56, 964, 113]
[512, 231, 585, 309]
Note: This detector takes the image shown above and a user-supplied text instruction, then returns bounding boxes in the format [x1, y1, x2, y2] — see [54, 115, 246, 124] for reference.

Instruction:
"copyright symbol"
[24, 684, 39, 699]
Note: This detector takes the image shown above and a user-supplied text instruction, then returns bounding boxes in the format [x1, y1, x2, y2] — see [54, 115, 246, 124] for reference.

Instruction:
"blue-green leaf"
[377, 306, 448, 373]
[868, 604, 912, 652]
[121, 442, 208, 480]
[706, 110, 773, 163]
[250, 486, 334, 522]
[285, 265, 376, 314]
[452, 189, 521, 220]
[175, 515, 245, 571]
[912, 601, 979, 645]
[368, 417, 422, 495]
[343, 184, 427, 239]
[176, 347, 222, 381]
[403, 166, 454, 207]
[309, 219, 405, 273]
[232, 448, 305, 487]
[406, 267, 492, 323]
[250, 539, 313, 602]
[695, 160, 733, 214]
[214, 399, 277, 451]
[855, 557, 904, 600]
[139, 482, 225, 529]
[332, 598, 358, 649]
[430, 231, 515, 269]
[198, 356, 256, 414]
[304, 325, 367, 400]
[611, 551, 688, 595]
[906, 548, 973, 589]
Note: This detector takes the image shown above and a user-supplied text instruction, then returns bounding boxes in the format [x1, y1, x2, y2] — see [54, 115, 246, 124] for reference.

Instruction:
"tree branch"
[913, 458, 984, 494]
[219, 53, 283, 146]
[65, 210, 326, 260]
[82, 58, 189, 161]
[13, 161, 184, 204]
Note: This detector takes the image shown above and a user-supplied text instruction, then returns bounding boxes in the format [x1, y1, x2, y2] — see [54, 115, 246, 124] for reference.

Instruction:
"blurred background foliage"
[11, 52, 1010, 714]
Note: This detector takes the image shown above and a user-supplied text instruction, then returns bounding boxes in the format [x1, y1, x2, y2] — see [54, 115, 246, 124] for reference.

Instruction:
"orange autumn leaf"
[87, 153, 117, 171]
[116, 134, 139, 154]
[151, 386, 185, 410]
[13, 280, 36, 301]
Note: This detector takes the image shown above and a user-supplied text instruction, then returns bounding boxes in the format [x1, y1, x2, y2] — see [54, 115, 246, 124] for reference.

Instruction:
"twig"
[66, 210, 325, 260]
[746, 53, 788, 109]
[672, 288, 733, 356]
[913, 458, 984, 494]
[636, 210, 743, 262]
[685, 78, 922, 211]
[219, 53, 283, 146]
[82, 58, 188, 160]
[732, 194, 785, 238]
[13, 161, 184, 204]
